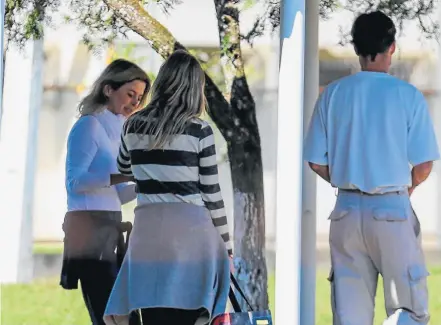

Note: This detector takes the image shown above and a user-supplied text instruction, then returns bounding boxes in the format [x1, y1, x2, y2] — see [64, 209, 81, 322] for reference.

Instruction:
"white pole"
[275, 1, 305, 324]
[435, 2, 441, 250]
[300, 0, 319, 324]
[0, 36, 44, 283]
[0, 0, 5, 135]
[18, 38, 45, 282]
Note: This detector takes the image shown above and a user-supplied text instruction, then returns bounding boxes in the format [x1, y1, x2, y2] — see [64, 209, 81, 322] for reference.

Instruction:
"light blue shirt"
[304, 71, 440, 194]
[65, 109, 136, 211]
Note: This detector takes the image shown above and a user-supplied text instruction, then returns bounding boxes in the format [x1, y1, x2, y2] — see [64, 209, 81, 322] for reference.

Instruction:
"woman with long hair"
[104, 50, 233, 325]
[61, 59, 151, 325]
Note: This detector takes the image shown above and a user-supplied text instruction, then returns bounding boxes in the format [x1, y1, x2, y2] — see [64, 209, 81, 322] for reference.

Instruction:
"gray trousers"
[328, 190, 430, 325]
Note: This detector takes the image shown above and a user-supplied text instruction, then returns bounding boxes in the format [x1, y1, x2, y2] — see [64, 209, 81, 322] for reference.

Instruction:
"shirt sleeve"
[65, 116, 111, 193]
[408, 91, 440, 166]
[198, 123, 233, 256]
[303, 93, 328, 165]
[117, 125, 134, 177]
[115, 183, 137, 205]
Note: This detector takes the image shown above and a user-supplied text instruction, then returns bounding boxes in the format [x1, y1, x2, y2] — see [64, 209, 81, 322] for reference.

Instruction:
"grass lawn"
[33, 243, 64, 255]
[2, 266, 441, 325]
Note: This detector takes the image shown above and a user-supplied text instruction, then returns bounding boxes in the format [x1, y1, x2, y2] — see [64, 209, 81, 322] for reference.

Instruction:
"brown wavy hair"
[78, 59, 151, 116]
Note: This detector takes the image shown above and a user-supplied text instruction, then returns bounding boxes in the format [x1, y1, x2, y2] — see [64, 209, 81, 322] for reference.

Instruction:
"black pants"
[79, 260, 118, 325]
[79, 260, 201, 325]
[130, 308, 202, 325]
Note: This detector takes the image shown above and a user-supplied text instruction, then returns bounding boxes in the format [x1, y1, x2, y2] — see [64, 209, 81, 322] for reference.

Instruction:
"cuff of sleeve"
[102, 173, 112, 188]
[116, 183, 137, 205]
[409, 153, 441, 167]
[305, 156, 329, 166]
[81, 172, 112, 189]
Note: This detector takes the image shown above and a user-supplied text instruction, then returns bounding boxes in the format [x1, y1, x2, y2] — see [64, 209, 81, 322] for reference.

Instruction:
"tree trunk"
[214, 0, 268, 310]
[104, 0, 268, 309]
[102, 0, 236, 139]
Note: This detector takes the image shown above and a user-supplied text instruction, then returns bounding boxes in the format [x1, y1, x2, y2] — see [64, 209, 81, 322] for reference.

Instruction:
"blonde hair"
[78, 59, 151, 116]
[127, 50, 206, 149]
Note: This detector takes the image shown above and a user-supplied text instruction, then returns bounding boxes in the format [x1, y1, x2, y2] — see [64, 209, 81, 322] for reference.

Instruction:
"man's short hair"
[351, 11, 396, 61]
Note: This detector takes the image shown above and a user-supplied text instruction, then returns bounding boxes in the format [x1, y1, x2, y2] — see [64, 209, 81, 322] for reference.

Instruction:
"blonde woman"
[104, 50, 233, 325]
[61, 59, 151, 325]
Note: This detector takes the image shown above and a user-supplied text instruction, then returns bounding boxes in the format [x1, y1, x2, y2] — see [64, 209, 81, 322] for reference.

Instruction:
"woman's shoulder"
[73, 114, 100, 126]
[68, 115, 102, 138]
[189, 118, 211, 130]
[186, 118, 213, 136]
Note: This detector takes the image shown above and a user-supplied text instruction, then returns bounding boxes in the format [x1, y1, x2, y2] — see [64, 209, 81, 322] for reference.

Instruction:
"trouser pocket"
[328, 268, 341, 325]
[408, 265, 430, 323]
[411, 207, 422, 244]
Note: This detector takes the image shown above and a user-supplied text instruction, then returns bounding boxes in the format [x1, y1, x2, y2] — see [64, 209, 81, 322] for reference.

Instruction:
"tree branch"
[341, 0, 438, 42]
[215, 1, 244, 90]
[214, 0, 260, 151]
[102, 0, 176, 57]
[102, 0, 244, 142]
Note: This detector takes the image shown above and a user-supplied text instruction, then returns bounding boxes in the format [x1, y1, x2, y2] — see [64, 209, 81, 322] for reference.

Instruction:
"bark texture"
[214, 0, 268, 310]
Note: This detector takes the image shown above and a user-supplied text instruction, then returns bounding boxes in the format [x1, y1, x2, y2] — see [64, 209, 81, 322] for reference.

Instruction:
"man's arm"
[304, 93, 329, 177]
[407, 91, 440, 196]
[309, 162, 331, 183]
[408, 161, 433, 196]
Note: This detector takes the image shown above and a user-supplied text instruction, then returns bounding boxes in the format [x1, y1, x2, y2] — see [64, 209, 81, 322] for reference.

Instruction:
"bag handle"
[229, 273, 254, 312]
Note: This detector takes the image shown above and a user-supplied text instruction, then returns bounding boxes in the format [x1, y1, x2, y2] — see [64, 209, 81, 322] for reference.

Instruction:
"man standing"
[304, 11, 440, 325]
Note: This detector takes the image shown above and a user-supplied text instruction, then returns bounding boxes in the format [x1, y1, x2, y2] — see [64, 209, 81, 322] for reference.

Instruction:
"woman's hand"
[110, 174, 135, 185]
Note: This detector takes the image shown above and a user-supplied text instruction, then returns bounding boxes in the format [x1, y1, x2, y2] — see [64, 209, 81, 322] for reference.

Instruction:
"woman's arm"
[114, 123, 136, 204]
[65, 116, 112, 193]
[198, 123, 233, 256]
[117, 132, 134, 177]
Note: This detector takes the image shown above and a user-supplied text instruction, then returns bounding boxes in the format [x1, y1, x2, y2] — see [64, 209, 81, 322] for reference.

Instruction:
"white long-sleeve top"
[65, 109, 136, 211]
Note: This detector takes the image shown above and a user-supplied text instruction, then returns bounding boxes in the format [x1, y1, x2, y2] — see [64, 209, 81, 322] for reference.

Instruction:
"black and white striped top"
[117, 115, 232, 255]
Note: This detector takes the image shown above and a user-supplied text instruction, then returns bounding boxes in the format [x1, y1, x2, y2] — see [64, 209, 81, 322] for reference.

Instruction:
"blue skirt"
[104, 202, 230, 325]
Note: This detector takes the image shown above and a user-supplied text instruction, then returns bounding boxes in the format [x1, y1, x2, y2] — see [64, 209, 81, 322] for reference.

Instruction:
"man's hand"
[308, 162, 331, 183]
[409, 161, 433, 196]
